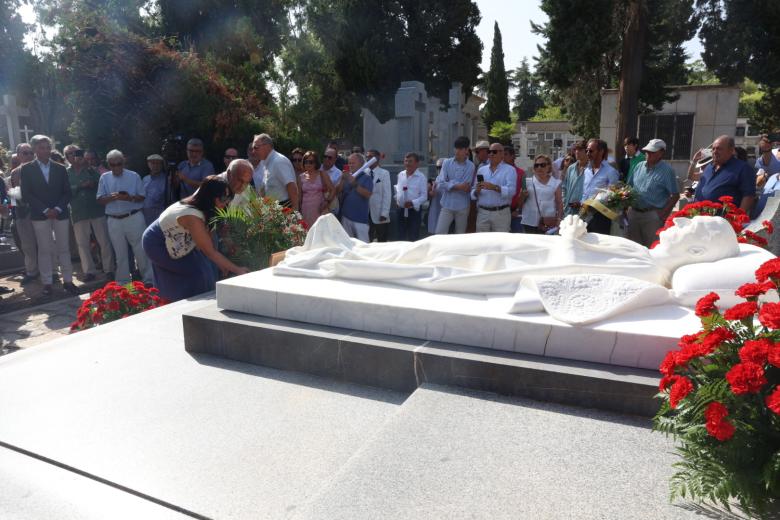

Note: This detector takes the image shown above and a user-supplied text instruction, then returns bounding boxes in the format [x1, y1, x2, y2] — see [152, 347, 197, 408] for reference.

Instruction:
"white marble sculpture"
[274, 213, 772, 324]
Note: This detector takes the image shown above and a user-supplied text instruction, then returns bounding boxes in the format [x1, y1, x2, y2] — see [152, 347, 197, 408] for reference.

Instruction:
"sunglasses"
[488, 150, 501, 155]
[303, 160, 316, 165]
[533, 163, 549, 168]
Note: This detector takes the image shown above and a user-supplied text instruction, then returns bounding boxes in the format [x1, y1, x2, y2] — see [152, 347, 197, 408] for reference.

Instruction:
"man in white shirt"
[251, 133, 298, 209]
[395, 152, 428, 241]
[366, 149, 391, 242]
[471, 143, 517, 232]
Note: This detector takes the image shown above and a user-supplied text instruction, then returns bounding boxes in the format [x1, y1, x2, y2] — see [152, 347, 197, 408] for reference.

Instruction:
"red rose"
[695, 292, 720, 317]
[698, 327, 735, 356]
[739, 338, 772, 364]
[725, 362, 767, 394]
[659, 351, 679, 376]
[763, 220, 775, 234]
[766, 386, 780, 415]
[718, 195, 734, 204]
[759, 302, 780, 329]
[735, 282, 771, 300]
[723, 301, 758, 321]
[756, 258, 780, 283]
[704, 402, 736, 441]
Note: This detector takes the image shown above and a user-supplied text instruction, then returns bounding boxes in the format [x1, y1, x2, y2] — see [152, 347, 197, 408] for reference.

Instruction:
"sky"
[474, 0, 704, 73]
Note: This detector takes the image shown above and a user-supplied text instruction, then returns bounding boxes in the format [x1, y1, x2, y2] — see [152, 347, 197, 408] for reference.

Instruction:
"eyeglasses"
[586, 149, 597, 154]
[303, 160, 316, 165]
[533, 163, 549, 168]
[488, 150, 501, 155]
[108, 162, 123, 167]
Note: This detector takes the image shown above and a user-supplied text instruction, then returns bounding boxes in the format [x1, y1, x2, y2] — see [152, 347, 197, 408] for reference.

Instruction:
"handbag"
[532, 177, 558, 231]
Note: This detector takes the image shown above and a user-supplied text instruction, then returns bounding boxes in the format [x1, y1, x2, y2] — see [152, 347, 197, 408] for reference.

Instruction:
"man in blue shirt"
[755, 134, 780, 188]
[97, 150, 154, 286]
[176, 138, 214, 199]
[581, 138, 620, 234]
[339, 153, 373, 242]
[435, 136, 475, 234]
[626, 139, 680, 247]
[694, 135, 755, 212]
[143, 154, 168, 225]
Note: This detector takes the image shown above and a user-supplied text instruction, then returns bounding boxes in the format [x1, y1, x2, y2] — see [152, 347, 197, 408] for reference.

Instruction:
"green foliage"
[306, 0, 483, 124]
[533, 0, 696, 137]
[530, 105, 566, 121]
[686, 59, 720, 86]
[482, 22, 510, 133]
[510, 58, 545, 121]
[0, 0, 31, 92]
[487, 121, 514, 145]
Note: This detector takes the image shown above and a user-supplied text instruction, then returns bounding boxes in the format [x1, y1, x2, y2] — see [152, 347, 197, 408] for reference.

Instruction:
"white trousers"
[435, 206, 470, 234]
[14, 215, 39, 276]
[73, 217, 115, 276]
[107, 212, 153, 285]
[340, 215, 370, 243]
[31, 218, 73, 284]
[476, 207, 511, 232]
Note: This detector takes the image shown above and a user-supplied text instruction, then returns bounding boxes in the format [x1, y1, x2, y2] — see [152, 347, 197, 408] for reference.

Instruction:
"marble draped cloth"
[274, 214, 675, 324]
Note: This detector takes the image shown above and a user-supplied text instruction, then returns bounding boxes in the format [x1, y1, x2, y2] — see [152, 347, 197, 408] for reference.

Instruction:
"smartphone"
[477, 174, 484, 183]
[118, 190, 128, 195]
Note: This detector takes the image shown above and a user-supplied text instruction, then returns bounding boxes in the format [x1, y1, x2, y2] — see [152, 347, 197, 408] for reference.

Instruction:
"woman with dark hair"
[142, 176, 249, 301]
[298, 150, 335, 227]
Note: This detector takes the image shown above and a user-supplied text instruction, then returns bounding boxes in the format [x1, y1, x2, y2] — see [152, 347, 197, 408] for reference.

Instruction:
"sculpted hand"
[235, 266, 250, 275]
[558, 215, 587, 239]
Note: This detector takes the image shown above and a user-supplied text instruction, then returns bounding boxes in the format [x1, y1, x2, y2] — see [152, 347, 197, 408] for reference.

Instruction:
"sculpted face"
[650, 216, 740, 269]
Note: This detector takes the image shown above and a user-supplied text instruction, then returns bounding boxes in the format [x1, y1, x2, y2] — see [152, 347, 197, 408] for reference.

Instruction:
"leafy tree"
[696, 0, 780, 132]
[306, 0, 482, 123]
[533, 0, 696, 140]
[686, 59, 719, 85]
[510, 58, 544, 121]
[488, 120, 515, 145]
[0, 0, 31, 92]
[530, 105, 566, 121]
[482, 22, 510, 134]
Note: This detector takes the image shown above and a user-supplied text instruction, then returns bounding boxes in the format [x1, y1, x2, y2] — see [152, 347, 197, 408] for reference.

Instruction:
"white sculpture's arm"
[558, 215, 587, 239]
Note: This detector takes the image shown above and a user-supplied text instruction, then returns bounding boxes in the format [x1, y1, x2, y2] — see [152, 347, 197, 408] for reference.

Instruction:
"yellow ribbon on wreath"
[580, 198, 619, 220]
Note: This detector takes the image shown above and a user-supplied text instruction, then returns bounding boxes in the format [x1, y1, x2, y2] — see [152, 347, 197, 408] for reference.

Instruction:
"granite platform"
[214, 268, 699, 370]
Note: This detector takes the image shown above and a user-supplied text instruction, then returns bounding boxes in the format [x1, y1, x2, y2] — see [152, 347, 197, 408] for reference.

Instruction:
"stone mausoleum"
[362, 81, 486, 166]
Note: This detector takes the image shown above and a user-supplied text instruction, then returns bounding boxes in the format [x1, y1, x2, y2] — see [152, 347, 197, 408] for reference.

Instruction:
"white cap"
[695, 148, 713, 169]
[641, 139, 666, 153]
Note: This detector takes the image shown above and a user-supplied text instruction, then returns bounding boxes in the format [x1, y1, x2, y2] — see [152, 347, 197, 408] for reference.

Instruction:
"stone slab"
[0, 445, 188, 520]
[184, 303, 662, 416]
[0, 296, 406, 520]
[216, 268, 698, 370]
[293, 384, 734, 520]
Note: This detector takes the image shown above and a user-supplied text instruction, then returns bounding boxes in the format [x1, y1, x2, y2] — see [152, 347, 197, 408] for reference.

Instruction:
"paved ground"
[0, 292, 88, 355]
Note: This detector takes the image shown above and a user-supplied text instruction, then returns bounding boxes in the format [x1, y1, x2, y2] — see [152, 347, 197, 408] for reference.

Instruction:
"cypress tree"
[482, 22, 510, 134]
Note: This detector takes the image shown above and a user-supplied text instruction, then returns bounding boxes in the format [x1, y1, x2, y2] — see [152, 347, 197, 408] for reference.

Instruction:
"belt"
[107, 209, 141, 219]
[478, 204, 510, 212]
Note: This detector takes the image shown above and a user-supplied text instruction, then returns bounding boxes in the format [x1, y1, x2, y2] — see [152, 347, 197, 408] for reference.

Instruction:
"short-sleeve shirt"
[96, 169, 145, 216]
[562, 163, 586, 216]
[340, 171, 374, 224]
[177, 159, 215, 198]
[695, 157, 756, 207]
[67, 166, 105, 222]
[261, 150, 296, 202]
[581, 162, 620, 201]
[143, 173, 168, 223]
[159, 202, 205, 259]
[756, 154, 780, 176]
[628, 160, 679, 209]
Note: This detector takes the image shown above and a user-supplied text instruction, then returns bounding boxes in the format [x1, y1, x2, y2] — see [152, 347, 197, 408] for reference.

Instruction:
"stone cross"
[19, 124, 33, 143]
[0, 95, 30, 150]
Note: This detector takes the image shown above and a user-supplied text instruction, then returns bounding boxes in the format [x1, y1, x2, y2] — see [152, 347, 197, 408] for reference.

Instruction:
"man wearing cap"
[694, 135, 755, 212]
[143, 154, 168, 225]
[473, 140, 490, 168]
[65, 144, 114, 282]
[626, 139, 680, 247]
[471, 143, 517, 232]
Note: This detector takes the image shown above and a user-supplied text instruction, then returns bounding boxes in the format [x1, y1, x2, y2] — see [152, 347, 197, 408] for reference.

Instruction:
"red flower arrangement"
[654, 257, 780, 515]
[70, 281, 168, 332]
[651, 196, 771, 248]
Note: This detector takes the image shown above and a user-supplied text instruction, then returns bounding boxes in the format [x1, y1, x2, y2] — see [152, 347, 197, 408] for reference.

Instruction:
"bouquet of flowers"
[580, 182, 638, 221]
[211, 191, 308, 270]
[654, 259, 780, 517]
[70, 281, 168, 332]
[653, 196, 772, 248]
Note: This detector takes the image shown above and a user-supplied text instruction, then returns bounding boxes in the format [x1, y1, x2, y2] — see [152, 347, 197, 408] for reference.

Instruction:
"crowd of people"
[0, 129, 776, 302]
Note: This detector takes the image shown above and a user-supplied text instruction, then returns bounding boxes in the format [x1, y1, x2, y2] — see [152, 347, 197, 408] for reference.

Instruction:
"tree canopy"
[510, 58, 545, 121]
[481, 22, 510, 134]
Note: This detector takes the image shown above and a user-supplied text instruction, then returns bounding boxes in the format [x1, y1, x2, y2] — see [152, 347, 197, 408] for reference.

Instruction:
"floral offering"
[211, 191, 308, 271]
[654, 257, 780, 516]
[70, 281, 167, 332]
